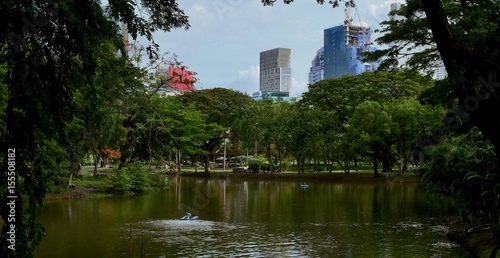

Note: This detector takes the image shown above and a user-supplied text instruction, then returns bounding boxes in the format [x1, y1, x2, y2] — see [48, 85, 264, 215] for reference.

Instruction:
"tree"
[177, 88, 255, 172]
[0, 1, 189, 256]
[386, 99, 444, 173]
[128, 95, 220, 172]
[346, 101, 399, 176]
[299, 70, 432, 173]
[367, 0, 500, 158]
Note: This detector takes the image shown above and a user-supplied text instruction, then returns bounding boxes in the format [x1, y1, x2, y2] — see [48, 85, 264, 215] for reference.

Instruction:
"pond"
[35, 175, 471, 257]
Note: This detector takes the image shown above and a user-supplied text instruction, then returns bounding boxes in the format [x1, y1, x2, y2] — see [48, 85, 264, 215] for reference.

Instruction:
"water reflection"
[36, 176, 471, 257]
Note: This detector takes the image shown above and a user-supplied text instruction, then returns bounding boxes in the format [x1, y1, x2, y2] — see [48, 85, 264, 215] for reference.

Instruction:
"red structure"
[168, 65, 195, 91]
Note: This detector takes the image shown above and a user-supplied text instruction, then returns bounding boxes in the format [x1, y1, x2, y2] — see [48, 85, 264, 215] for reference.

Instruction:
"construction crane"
[343, 0, 372, 49]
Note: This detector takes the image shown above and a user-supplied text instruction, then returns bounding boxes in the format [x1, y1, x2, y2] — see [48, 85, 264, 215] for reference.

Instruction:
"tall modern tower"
[323, 24, 377, 79]
[308, 47, 324, 85]
[388, 3, 403, 47]
[389, 2, 402, 21]
[259, 48, 292, 93]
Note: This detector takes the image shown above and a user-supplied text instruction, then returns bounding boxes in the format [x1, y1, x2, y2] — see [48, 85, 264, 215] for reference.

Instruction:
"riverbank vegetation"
[1, 0, 500, 257]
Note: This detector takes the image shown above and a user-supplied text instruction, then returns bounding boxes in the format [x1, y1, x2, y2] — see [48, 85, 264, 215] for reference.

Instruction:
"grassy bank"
[45, 165, 169, 199]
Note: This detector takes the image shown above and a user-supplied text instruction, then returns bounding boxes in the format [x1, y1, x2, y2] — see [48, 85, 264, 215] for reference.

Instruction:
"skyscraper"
[259, 48, 292, 93]
[388, 2, 403, 48]
[308, 47, 324, 85]
[389, 2, 403, 22]
[323, 24, 377, 79]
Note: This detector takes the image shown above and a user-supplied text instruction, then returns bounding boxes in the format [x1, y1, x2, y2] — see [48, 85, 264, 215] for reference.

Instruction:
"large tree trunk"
[421, 0, 500, 158]
[379, 147, 393, 173]
[373, 156, 379, 177]
[203, 155, 210, 173]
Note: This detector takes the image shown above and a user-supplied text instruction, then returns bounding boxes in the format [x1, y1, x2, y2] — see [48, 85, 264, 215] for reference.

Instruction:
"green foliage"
[176, 88, 255, 172]
[248, 159, 262, 173]
[106, 170, 132, 193]
[0, 1, 190, 254]
[418, 128, 500, 236]
[281, 159, 291, 172]
[261, 163, 271, 172]
[106, 162, 153, 192]
[125, 162, 152, 192]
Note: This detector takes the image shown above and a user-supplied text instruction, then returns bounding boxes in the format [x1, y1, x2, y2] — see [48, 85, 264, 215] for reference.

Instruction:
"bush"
[419, 128, 500, 236]
[261, 163, 271, 172]
[281, 159, 291, 172]
[106, 162, 153, 192]
[125, 162, 152, 192]
[106, 171, 132, 192]
[248, 158, 262, 173]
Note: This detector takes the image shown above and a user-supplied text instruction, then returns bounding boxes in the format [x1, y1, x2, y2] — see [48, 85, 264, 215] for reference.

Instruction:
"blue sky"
[150, 0, 403, 97]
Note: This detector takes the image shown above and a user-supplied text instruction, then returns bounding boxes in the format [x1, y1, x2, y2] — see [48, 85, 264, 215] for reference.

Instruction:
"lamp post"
[223, 137, 227, 171]
[223, 130, 230, 171]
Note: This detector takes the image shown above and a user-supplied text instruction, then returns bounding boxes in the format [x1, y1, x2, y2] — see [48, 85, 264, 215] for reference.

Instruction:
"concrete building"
[259, 48, 292, 93]
[308, 47, 324, 85]
[323, 24, 378, 79]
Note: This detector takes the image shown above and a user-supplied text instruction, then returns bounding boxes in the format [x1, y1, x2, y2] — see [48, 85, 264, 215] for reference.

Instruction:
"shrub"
[418, 128, 500, 236]
[281, 159, 291, 172]
[125, 162, 152, 192]
[261, 162, 271, 172]
[106, 162, 153, 192]
[106, 170, 132, 192]
[248, 158, 262, 173]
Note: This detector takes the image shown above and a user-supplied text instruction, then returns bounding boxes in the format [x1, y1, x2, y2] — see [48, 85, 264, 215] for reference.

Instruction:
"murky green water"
[35, 176, 471, 257]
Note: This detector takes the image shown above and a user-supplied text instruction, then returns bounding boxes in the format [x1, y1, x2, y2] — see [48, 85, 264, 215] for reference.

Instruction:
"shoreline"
[168, 171, 419, 184]
[446, 220, 500, 258]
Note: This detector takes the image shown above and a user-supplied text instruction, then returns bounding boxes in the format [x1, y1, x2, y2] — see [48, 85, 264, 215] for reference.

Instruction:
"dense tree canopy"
[0, 1, 190, 256]
[176, 88, 255, 172]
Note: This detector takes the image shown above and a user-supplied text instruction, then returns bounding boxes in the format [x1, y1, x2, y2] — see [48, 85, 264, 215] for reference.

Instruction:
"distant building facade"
[259, 48, 292, 93]
[255, 48, 292, 102]
[308, 47, 324, 85]
[252, 91, 292, 102]
[389, 3, 403, 48]
[434, 61, 448, 80]
[323, 24, 378, 79]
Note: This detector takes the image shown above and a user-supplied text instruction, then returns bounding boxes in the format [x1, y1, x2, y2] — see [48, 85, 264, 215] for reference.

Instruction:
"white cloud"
[225, 65, 260, 95]
[290, 77, 308, 98]
[238, 65, 259, 78]
[192, 3, 207, 13]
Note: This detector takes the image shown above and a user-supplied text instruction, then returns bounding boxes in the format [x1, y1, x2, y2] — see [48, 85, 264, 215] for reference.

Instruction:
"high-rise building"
[308, 47, 324, 85]
[389, 3, 403, 22]
[389, 3, 403, 48]
[259, 48, 292, 93]
[323, 24, 377, 79]
[434, 61, 448, 80]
